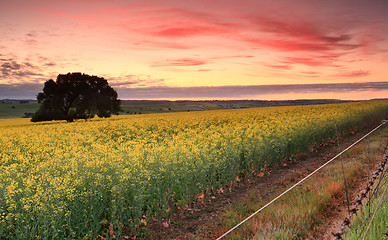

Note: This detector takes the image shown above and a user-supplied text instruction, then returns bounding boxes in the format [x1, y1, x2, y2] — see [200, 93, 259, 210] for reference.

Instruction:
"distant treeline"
[1, 99, 38, 104]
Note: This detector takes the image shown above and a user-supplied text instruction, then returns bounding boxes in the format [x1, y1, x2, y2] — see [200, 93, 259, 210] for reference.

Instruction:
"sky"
[0, 0, 388, 100]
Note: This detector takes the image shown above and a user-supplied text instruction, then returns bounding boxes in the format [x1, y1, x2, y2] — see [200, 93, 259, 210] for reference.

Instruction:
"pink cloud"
[237, 14, 363, 57]
[250, 16, 353, 44]
[39, 1, 372, 58]
[153, 24, 230, 38]
[302, 71, 319, 75]
[211, 55, 255, 59]
[243, 34, 359, 53]
[133, 40, 192, 50]
[245, 38, 331, 52]
[152, 58, 207, 67]
[284, 57, 330, 67]
[144, 11, 237, 39]
[107, 74, 165, 87]
[337, 70, 370, 78]
[265, 64, 292, 70]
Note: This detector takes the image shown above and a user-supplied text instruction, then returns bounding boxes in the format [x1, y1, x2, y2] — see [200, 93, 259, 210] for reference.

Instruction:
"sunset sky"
[1, 0, 388, 100]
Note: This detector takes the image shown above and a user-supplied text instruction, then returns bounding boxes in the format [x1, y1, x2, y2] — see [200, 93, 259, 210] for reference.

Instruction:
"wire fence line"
[216, 121, 387, 240]
[360, 153, 387, 239]
[357, 156, 388, 240]
[332, 153, 388, 239]
[362, 177, 388, 240]
[335, 121, 351, 212]
[332, 120, 388, 239]
[369, 162, 388, 205]
[383, 225, 388, 240]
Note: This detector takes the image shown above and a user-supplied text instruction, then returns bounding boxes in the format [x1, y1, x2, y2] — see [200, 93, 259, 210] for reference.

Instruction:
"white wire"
[216, 123, 384, 240]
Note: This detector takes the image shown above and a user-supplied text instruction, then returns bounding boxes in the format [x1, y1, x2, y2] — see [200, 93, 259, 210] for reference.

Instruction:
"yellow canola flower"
[0, 101, 387, 239]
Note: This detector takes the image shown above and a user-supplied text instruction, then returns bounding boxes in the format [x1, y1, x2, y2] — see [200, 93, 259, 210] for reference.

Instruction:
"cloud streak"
[1, 79, 386, 100]
[0, 59, 43, 80]
[114, 81, 388, 99]
[0, 54, 61, 84]
[151, 58, 207, 67]
[283, 56, 339, 67]
[336, 70, 370, 78]
[108, 74, 165, 87]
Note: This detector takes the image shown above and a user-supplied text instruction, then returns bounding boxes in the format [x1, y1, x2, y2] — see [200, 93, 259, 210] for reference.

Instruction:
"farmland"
[0, 103, 39, 118]
[0, 99, 347, 118]
[1, 101, 388, 239]
[194, 122, 388, 239]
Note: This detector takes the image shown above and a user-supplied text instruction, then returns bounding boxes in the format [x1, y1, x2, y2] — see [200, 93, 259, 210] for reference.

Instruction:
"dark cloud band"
[116, 81, 387, 99]
[1, 81, 387, 100]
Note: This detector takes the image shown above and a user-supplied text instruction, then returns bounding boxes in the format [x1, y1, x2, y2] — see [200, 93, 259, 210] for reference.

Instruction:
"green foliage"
[31, 72, 120, 122]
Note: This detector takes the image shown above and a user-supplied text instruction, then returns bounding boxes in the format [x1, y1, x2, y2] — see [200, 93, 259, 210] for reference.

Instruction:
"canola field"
[1, 101, 388, 239]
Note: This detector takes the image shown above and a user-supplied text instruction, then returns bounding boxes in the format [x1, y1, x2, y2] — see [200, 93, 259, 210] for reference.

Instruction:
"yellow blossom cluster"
[0, 101, 387, 238]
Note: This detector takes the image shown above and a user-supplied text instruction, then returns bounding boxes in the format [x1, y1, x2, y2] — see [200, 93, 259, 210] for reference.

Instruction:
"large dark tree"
[32, 72, 120, 122]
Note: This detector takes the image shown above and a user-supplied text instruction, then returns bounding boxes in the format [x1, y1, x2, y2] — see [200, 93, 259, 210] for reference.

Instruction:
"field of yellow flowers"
[1, 101, 388, 239]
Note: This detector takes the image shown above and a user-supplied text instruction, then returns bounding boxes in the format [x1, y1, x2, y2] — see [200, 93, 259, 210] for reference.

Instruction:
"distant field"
[1, 101, 388, 239]
[0, 103, 40, 118]
[0, 99, 347, 118]
[119, 100, 223, 114]
[0, 100, 217, 118]
[119, 99, 348, 115]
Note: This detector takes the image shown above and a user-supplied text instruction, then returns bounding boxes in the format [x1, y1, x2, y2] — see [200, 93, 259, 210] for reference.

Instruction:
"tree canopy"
[31, 72, 120, 122]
